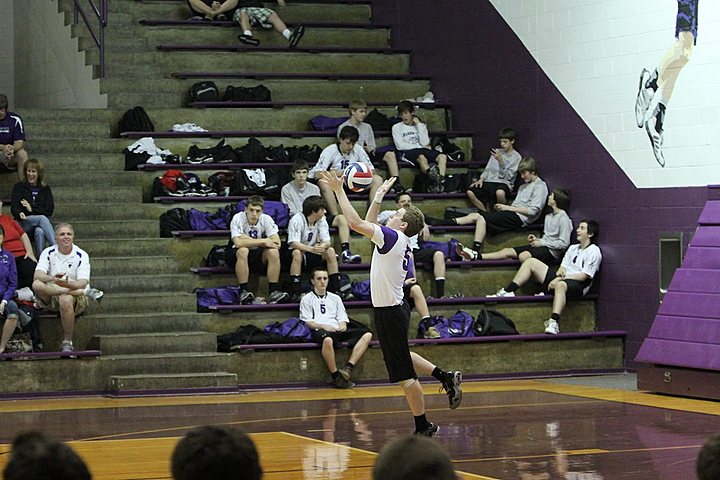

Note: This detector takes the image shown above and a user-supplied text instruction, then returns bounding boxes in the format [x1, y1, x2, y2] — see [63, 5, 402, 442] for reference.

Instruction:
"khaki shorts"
[35, 294, 89, 316]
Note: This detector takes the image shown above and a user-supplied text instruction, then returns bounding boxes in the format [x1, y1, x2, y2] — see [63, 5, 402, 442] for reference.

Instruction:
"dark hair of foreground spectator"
[3, 431, 92, 480]
[171, 425, 263, 480]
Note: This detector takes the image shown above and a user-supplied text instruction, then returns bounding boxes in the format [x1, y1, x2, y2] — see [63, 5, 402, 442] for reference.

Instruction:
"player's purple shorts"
[676, 0, 699, 45]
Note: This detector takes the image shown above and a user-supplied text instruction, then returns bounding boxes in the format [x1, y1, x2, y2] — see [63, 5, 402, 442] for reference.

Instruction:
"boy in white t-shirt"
[300, 267, 372, 388]
[309, 126, 383, 217]
[392, 100, 448, 188]
[32, 223, 100, 353]
[281, 159, 360, 263]
[490, 219, 602, 335]
[227, 195, 289, 305]
[286, 196, 344, 302]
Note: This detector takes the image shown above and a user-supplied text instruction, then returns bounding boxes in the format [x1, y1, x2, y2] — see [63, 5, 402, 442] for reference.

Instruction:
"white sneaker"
[634, 68, 657, 127]
[544, 319, 560, 335]
[488, 288, 515, 298]
[416, 91, 435, 103]
[455, 243, 478, 261]
[644, 102, 666, 167]
[15, 287, 34, 302]
[85, 286, 104, 305]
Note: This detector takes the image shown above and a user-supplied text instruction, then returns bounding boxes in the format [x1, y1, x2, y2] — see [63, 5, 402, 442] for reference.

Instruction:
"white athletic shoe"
[635, 68, 657, 128]
[488, 288, 515, 298]
[544, 319, 560, 335]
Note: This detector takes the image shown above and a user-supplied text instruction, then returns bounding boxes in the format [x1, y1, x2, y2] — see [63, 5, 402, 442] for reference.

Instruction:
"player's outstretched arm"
[318, 171, 375, 238]
[365, 177, 396, 225]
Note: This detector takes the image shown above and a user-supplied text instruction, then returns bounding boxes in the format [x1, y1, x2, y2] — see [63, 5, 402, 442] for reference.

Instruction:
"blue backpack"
[351, 279, 371, 300]
[196, 286, 241, 312]
[309, 115, 348, 131]
[263, 317, 312, 342]
[417, 310, 474, 339]
[236, 199, 290, 228]
[418, 238, 462, 261]
[188, 208, 231, 231]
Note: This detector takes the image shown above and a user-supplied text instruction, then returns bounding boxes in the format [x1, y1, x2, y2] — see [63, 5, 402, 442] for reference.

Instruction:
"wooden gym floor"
[0, 376, 718, 479]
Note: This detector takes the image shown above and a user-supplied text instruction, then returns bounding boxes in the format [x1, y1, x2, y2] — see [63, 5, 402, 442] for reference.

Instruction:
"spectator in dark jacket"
[11, 158, 55, 256]
[0, 225, 21, 355]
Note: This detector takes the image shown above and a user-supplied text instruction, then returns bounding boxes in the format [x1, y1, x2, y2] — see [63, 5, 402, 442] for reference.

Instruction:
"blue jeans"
[20, 215, 56, 256]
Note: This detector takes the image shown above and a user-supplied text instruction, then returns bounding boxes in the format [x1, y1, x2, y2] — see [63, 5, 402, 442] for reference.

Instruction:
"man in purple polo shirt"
[0, 94, 28, 180]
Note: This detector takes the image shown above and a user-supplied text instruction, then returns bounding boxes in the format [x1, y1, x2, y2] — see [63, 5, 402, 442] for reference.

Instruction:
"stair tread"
[96, 331, 214, 339]
[110, 372, 236, 378]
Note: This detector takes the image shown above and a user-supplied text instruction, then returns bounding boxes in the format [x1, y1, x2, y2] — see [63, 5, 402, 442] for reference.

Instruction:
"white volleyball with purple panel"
[343, 162, 373, 192]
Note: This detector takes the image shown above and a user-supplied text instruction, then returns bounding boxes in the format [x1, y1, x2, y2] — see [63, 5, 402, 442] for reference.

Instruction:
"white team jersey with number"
[299, 291, 349, 329]
[308, 143, 374, 179]
[370, 224, 412, 307]
[229, 212, 279, 242]
[36, 244, 91, 281]
[287, 213, 330, 247]
[561, 243, 603, 295]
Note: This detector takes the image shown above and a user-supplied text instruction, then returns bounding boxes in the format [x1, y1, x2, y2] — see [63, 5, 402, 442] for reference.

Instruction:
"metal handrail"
[73, 0, 108, 78]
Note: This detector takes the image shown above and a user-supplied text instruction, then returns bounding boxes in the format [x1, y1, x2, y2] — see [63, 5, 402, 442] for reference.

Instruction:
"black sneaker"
[288, 25, 305, 48]
[238, 289, 255, 305]
[427, 164, 443, 184]
[267, 290, 290, 304]
[333, 375, 354, 389]
[338, 366, 352, 381]
[440, 371, 463, 409]
[414, 422, 439, 437]
[391, 181, 407, 194]
[238, 34, 260, 46]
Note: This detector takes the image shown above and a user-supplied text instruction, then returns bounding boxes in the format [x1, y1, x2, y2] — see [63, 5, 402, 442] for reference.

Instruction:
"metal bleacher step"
[107, 372, 239, 394]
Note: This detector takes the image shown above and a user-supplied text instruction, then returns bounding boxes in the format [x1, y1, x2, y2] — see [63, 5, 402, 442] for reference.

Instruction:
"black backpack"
[412, 172, 443, 194]
[222, 84, 271, 102]
[473, 308, 519, 336]
[205, 244, 231, 268]
[189, 81, 220, 102]
[364, 108, 394, 131]
[236, 138, 269, 163]
[118, 106, 154, 134]
[217, 325, 285, 351]
[159, 208, 191, 238]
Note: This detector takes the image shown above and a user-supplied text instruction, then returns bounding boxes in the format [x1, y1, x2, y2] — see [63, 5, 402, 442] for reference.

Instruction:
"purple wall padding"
[635, 338, 720, 370]
[668, 269, 720, 293]
[646, 315, 720, 344]
[372, 1, 707, 364]
[682, 247, 720, 269]
[688, 227, 720, 247]
[658, 291, 720, 319]
[637, 195, 720, 371]
[698, 200, 720, 225]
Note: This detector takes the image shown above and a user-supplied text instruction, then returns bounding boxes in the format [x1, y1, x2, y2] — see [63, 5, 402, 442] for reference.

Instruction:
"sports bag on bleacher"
[189, 81, 219, 102]
[118, 106, 154, 134]
[473, 308, 519, 336]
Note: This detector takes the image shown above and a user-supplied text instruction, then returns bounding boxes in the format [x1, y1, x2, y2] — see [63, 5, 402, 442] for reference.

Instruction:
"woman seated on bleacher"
[11, 158, 55, 257]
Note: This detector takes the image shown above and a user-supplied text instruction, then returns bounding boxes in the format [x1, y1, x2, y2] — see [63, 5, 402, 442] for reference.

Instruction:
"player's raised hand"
[318, 170, 344, 193]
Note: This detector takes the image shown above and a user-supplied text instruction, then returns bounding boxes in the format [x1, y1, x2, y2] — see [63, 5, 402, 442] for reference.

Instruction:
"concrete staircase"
[0, 0, 623, 396]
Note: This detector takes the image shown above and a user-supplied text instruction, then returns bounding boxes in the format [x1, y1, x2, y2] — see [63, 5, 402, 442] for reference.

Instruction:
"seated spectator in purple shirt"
[0, 94, 28, 181]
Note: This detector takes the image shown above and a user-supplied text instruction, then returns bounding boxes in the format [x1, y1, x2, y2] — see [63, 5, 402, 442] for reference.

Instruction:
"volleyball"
[343, 162, 374, 192]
